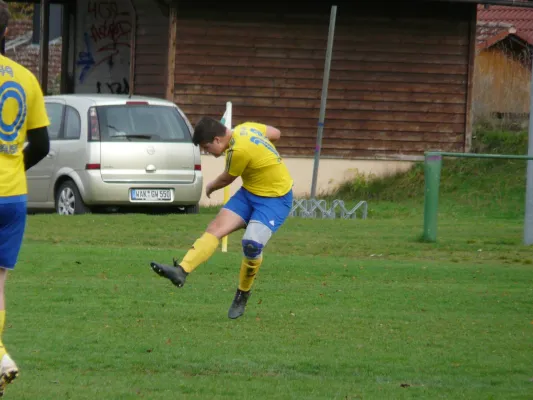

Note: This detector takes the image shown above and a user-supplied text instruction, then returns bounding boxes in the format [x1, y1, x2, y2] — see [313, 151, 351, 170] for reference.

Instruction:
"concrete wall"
[199, 155, 414, 206]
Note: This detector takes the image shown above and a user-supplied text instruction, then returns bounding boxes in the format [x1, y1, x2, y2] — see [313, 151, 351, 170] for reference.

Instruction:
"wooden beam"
[127, 0, 137, 95]
[464, 3, 477, 153]
[154, 0, 170, 17]
[38, 0, 50, 94]
[60, 1, 70, 93]
[166, 3, 177, 101]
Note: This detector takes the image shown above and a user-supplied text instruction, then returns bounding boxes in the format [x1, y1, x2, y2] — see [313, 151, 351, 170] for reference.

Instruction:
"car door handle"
[46, 151, 56, 158]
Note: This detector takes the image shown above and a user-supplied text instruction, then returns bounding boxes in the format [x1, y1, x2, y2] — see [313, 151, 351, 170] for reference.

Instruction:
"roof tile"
[477, 5, 533, 46]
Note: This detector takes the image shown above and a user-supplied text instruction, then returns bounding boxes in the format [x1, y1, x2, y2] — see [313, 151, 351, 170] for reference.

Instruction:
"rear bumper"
[77, 170, 203, 206]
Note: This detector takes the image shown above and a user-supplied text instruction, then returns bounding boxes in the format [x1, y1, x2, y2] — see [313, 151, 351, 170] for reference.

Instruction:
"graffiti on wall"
[96, 78, 129, 94]
[75, 0, 131, 94]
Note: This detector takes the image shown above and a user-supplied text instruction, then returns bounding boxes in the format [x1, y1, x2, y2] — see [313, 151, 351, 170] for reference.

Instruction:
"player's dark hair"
[0, 1, 9, 39]
[192, 116, 227, 146]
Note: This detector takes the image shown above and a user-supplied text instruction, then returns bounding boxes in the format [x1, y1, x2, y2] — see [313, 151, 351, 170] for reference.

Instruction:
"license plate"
[130, 189, 172, 202]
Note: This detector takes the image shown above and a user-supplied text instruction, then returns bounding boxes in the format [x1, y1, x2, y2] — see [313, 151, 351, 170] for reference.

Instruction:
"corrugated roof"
[477, 5, 533, 48]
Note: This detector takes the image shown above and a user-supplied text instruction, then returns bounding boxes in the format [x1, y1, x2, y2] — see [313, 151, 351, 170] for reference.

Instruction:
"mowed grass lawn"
[4, 209, 533, 399]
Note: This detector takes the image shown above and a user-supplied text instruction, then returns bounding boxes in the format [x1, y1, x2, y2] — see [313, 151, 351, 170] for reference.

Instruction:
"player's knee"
[242, 239, 263, 259]
[241, 221, 272, 259]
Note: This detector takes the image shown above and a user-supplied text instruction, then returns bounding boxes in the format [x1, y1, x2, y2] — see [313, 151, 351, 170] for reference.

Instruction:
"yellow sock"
[0, 311, 6, 359]
[238, 256, 263, 292]
[180, 232, 219, 273]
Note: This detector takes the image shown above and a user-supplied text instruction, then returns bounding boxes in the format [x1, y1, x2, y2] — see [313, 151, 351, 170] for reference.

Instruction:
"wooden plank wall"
[173, 1, 474, 159]
[474, 46, 532, 115]
[132, 0, 168, 98]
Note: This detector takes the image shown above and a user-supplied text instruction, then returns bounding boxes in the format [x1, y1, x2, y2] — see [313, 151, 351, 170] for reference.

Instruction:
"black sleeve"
[23, 126, 50, 171]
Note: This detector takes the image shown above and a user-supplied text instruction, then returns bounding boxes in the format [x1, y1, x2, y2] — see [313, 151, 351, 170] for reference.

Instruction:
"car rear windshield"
[96, 105, 192, 143]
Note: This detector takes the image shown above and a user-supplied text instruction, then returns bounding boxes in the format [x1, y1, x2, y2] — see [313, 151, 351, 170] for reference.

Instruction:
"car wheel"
[56, 181, 90, 215]
[185, 204, 199, 214]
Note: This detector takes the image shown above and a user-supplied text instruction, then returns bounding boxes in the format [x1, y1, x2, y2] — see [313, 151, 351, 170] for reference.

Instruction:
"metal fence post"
[524, 55, 533, 245]
[423, 152, 443, 242]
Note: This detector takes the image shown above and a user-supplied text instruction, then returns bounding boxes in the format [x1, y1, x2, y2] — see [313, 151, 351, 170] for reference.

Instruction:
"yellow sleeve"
[26, 73, 50, 130]
[246, 122, 267, 137]
[225, 148, 250, 177]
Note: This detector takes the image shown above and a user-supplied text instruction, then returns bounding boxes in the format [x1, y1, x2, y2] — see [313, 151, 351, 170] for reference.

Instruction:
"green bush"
[7, 4, 33, 20]
[471, 129, 528, 155]
[331, 129, 529, 208]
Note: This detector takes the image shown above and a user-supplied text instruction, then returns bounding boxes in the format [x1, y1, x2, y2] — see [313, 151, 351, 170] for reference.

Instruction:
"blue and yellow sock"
[238, 256, 263, 292]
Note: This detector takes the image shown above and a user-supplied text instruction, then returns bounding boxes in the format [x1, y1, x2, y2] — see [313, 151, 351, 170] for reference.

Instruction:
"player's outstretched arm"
[206, 171, 238, 198]
[265, 126, 281, 142]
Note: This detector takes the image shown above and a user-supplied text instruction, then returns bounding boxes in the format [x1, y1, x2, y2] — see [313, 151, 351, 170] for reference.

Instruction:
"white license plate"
[130, 189, 172, 202]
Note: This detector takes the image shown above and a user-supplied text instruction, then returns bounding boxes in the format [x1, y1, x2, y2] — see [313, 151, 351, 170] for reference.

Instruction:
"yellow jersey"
[225, 122, 293, 197]
[0, 55, 50, 200]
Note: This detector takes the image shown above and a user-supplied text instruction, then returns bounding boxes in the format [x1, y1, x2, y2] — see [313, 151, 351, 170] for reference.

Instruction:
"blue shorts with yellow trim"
[0, 195, 27, 269]
[223, 187, 293, 233]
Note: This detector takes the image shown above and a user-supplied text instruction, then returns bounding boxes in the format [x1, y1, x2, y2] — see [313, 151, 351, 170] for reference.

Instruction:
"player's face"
[201, 137, 225, 157]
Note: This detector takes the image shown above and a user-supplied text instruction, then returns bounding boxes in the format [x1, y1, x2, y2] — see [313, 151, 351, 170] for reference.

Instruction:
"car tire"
[56, 180, 90, 215]
[185, 203, 200, 214]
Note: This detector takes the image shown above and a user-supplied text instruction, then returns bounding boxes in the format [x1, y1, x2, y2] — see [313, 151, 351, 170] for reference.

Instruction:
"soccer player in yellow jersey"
[0, 2, 51, 395]
[151, 117, 293, 319]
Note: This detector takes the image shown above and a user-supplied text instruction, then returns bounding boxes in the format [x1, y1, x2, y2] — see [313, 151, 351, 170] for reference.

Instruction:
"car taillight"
[126, 101, 149, 105]
[194, 164, 201, 171]
[85, 163, 101, 170]
[88, 107, 100, 141]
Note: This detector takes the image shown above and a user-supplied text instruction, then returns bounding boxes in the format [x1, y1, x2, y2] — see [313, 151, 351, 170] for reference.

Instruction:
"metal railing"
[5, 32, 33, 54]
[423, 151, 533, 243]
[290, 198, 368, 220]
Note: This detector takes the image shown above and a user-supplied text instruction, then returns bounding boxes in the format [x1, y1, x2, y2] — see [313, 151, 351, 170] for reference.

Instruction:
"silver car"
[26, 94, 203, 215]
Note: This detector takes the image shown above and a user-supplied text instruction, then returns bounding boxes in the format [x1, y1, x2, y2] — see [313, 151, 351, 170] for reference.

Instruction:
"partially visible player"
[0, 1, 51, 395]
[150, 116, 293, 319]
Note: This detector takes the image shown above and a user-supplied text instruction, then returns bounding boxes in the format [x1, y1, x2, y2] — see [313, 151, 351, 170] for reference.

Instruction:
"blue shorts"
[224, 187, 293, 233]
[0, 199, 27, 269]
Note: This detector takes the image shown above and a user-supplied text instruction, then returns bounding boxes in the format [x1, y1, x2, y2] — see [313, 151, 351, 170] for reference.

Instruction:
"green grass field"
[4, 130, 533, 399]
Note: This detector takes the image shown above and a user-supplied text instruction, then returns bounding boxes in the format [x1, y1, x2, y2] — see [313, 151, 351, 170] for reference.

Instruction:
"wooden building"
[22, 0, 487, 160]
[146, 0, 476, 159]
[474, 5, 533, 118]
